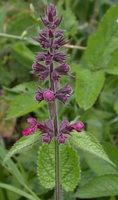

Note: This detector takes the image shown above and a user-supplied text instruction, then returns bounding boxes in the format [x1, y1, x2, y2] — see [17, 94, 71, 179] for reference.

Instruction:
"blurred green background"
[0, 0, 118, 200]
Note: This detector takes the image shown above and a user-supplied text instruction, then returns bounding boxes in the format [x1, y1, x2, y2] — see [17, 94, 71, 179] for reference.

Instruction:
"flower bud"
[40, 70, 49, 81]
[58, 135, 66, 144]
[56, 94, 68, 104]
[46, 3, 57, 22]
[53, 37, 67, 50]
[43, 90, 54, 102]
[57, 85, 72, 94]
[53, 52, 66, 63]
[35, 88, 44, 102]
[55, 64, 70, 74]
[36, 52, 45, 62]
[44, 52, 53, 65]
[52, 71, 60, 81]
[32, 62, 46, 73]
[43, 134, 51, 143]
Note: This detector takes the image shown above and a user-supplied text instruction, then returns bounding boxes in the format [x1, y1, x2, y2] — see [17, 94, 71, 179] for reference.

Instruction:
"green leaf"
[10, 82, 39, 94]
[0, 5, 8, 31]
[60, 143, 80, 191]
[0, 183, 39, 200]
[3, 133, 40, 165]
[75, 174, 118, 198]
[106, 51, 118, 75]
[37, 140, 55, 189]
[37, 140, 80, 191]
[70, 131, 114, 166]
[0, 145, 26, 186]
[99, 76, 118, 110]
[114, 98, 118, 113]
[7, 94, 45, 119]
[86, 4, 118, 69]
[84, 152, 118, 176]
[75, 68, 105, 110]
[12, 42, 34, 67]
[0, 144, 40, 200]
[103, 143, 118, 167]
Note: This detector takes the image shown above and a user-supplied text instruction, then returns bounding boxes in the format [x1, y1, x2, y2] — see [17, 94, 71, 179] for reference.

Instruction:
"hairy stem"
[48, 38, 61, 200]
[54, 101, 60, 200]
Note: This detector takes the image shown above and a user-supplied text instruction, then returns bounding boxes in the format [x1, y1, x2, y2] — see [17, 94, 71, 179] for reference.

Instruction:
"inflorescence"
[22, 3, 85, 144]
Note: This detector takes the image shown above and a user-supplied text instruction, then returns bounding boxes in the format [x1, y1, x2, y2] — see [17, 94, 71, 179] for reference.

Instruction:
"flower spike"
[22, 3, 85, 145]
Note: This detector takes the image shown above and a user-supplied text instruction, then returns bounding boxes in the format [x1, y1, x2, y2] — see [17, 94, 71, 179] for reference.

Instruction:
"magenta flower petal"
[22, 127, 32, 136]
[69, 121, 85, 132]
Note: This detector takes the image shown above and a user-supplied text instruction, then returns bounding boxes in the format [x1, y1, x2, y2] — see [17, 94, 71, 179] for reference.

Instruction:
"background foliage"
[0, 0, 118, 200]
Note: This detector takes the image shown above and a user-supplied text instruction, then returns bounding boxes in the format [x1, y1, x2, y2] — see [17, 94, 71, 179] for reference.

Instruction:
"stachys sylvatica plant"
[22, 3, 84, 199]
[2, 3, 118, 200]
[4, 3, 85, 200]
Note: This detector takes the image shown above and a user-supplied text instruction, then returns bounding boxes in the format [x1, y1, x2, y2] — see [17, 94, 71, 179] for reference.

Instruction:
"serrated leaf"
[75, 174, 118, 198]
[75, 68, 105, 110]
[37, 140, 80, 191]
[60, 144, 80, 191]
[7, 94, 45, 119]
[86, 4, 118, 69]
[3, 133, 40, 165]
[37, 140, 55, 189]
[70, 131, 114, 166]
[105, 51, 118, 75]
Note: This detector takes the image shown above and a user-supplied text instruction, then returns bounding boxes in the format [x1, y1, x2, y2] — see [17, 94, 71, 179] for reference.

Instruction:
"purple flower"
[22, 118, 41, 136]
[55, 64, 70, 74]
[51, 70, 60, 82]
[34, 33, 50, 49]
[40, 4, 62, 29]
[55, 30, 64, 38]
[32, 62, 49, 81]
[46, 3, 57, 22]
[53, 52, 66, 63]
[55, 85, 72, 103]
[36, 52, 53, 64]
[69, 122, 85, 132]
[40, 69, 49, 81]
[53, 37, 67, 50]
[51, 64, 70, 82]
[36, 52, 45, 62]
[43, 90, 54, 102]
[44, 52, 53, 65]
[57, 120, 85, 144]
[40, 119, 54, 143]
[35, 87, 44, 102]
[32, 62, 47, 73]
[58, 135, 66, 144]
[43, 134, 51, 143]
